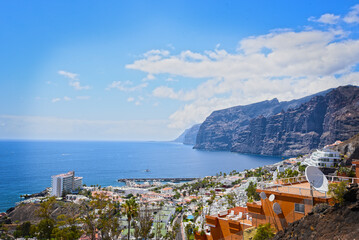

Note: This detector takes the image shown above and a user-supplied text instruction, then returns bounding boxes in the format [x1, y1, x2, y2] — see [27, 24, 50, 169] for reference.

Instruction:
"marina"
[117, 177, 198, 183]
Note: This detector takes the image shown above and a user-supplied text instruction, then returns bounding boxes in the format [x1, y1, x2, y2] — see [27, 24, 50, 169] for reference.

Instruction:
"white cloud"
[107, 81, 148, 91]
[58, 70, 78, 80]
[58, 70, 90, 90]
[134, 96, 145, 106]
[51, 96, 77, 103]
[127, 30, 356, 79]
[344, 4, 359, 23]
[143, 74, 155, 81]
[168, 74, 359, 128]
[308, 13, 340, 24]
[143, 49, 170, 58]
[127, 24, 359, 129]
[126, 96, 144, 105]
[152, 86, 184, 100]
[69, 81, 90, 90]
[152, 78, 226, 101]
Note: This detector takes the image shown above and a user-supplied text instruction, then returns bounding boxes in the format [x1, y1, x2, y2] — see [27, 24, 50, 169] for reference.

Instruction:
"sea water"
[0, 140, 281, 211]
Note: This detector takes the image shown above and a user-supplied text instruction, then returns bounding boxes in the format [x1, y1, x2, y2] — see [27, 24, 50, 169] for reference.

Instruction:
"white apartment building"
[304, 148, 341, 168]
[51, 171, 83, 197]
[74, 177, 83, 190]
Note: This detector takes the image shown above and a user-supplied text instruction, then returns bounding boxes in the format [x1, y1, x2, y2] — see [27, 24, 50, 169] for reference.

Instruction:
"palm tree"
[123, 197, 138, 240]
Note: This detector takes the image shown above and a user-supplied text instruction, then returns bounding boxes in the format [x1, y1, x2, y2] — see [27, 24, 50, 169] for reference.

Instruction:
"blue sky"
[1, 0, 359, 140]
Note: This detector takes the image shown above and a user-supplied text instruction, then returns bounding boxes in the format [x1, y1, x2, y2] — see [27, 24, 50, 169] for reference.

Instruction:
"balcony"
[257, 175, 359, 199]
[205, 215, 218, 227]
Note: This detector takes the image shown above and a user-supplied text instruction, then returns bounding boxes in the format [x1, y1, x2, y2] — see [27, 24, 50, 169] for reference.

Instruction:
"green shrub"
[328, 181, 348, 204]
[13, 221, 34, 238]
[253, 223, 275, 240]
[298, 164, 307, 173]
[246, 182, 260, 201]
[338, 167, 355, 177]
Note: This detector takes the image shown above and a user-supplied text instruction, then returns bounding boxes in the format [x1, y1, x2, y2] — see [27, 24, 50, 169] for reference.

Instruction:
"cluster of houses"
[11, 144, 357, 240]
[193, 155, 359, 240]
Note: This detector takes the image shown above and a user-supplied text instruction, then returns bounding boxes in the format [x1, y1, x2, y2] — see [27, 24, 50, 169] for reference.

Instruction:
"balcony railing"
[256, 175, 359, 198]
[257, 182, 328, 198]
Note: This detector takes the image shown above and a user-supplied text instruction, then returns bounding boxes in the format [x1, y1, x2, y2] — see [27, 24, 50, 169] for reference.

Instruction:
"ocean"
[0, 140, 281, 212]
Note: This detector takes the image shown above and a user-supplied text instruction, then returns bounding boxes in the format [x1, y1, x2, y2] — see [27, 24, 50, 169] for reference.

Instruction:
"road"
[173, 212, 184, 240]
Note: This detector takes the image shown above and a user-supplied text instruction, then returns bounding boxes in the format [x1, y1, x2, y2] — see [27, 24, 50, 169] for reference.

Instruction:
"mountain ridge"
[192, 85, 359, 156]
[175, 89, 332, 146]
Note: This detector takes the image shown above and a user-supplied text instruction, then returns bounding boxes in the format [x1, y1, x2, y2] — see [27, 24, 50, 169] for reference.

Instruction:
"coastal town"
[3, 0, 359, 239]
[1, 139, 359, 240]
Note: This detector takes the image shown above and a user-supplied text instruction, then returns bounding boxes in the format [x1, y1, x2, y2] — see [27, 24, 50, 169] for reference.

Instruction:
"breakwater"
[118, 177, 197, 183]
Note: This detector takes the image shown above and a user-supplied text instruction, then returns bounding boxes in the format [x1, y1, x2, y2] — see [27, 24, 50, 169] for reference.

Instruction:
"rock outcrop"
[195, 86, 359, 156]
[334, 133, 359, 163]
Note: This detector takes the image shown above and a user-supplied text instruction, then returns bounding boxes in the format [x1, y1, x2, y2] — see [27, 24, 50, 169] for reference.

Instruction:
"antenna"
[273, 202, 282, 214]
[260, 192, 267, 200]
[269, 194, 275, 202]
[305, 166, 328, 193]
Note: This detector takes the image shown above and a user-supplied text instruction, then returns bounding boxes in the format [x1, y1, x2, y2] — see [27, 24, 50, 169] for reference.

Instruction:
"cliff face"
[183, 124, 201, 145]
[195, 86, 359, 156]
[334, 133, 359, 162]
[195, 98, 283, 151]
[174, 124, 201, 145]
[173, 129, 188, 143]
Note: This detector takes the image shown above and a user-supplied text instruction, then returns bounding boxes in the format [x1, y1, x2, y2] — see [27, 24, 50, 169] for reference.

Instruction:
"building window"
[295, 203, 305, 213]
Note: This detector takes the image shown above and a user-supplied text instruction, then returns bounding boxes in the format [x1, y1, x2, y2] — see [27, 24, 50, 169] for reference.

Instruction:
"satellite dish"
[260, 192, 267, 200]
[269, 194, 275, 202]
[273, 202, 282, 214]
[305, 166, 328, 193]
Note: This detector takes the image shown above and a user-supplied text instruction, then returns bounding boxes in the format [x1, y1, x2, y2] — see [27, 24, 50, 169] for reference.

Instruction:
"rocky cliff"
[334, 133, 359, 162]
[195, 86, 359, 156]
[183, 124, 201, 145]
[174, 124, 201, 145]
[173, 129, 188, 143]
[195, 98, 284, 151]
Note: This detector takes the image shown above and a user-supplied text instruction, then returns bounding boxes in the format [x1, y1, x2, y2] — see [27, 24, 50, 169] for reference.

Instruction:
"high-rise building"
[74, 176, 83, 190]
[51, 171, 83, 197]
